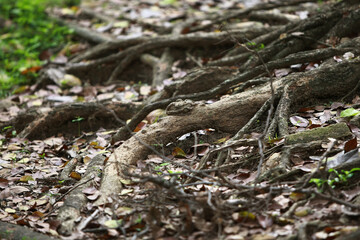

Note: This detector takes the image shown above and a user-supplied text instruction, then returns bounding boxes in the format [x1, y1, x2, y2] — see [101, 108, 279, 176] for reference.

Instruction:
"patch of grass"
[0, 0, 76, 97]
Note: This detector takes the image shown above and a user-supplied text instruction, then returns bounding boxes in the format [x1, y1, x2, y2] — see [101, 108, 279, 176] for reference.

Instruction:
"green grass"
[0, 0, 76, 97]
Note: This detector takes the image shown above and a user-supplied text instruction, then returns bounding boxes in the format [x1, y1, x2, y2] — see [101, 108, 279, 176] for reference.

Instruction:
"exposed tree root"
[140, 47, 174, 87]
[57, 154, 105, 236]
[111, 38, 360, 142]
[96, 59, 360, 205]
[15, 102, 141, 140]
[11, 1, 360, 237]
[145, 66, 238, 104]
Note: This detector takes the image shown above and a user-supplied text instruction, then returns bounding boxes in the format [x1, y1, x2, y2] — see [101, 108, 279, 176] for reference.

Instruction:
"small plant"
[152, 143, 164, 147]
[245, 41, 265, 51]
[309, 178, 328, 190]
[134, 215, 143, 224]
[167, 169, 182, 175]
[11, 130, 17, 137]
[72, 116, 84, 136]
[154, 163, 170, 174]
[310, 168, 360, 190]
[153, 163, 182, 178]
[268, 134, 280, 145]
[20, 148, 30, 154]
[2, 126, 13, 132]
[328, 168, 360, 186]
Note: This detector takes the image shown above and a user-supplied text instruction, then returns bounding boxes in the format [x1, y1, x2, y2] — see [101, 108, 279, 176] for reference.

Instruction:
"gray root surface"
[57, 154, 105, 235]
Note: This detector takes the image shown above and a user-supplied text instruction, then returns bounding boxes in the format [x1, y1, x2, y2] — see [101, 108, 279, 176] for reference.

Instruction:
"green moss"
[285, 122, 352, 145]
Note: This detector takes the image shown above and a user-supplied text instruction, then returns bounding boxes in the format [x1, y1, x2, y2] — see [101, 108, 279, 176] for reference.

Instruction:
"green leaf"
[309, 178, 319, 183]
[2, 126, 13, 131]
[134, 215, 142, 224]
[246, 41, 256, 46]
[257, 43, 265, 50]
[340, 108, 360, 117]
[72, 116, 84, 122]
[328, 168, 338, 175]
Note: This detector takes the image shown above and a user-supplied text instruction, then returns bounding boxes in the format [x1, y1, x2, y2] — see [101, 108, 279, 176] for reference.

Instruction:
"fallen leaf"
[289, 192, 307, 201]
[32, 211, 45, 218]
[5, 208, 16, 213]
[146, 109, 166, 124]
[28, 197, 48, 206]
[19, 175, 34, 182]
[331, 102, 344, 110]
[232, 211, 256, 222]
[289, 116, 309, 127]
[134, 121, 147, 132]
[257, 214, 273, 228]
[294, 207, 311, 217]
[214, 136, 230, 144]
[344, 138, 357, 153]
[7, 143, 21, 151]
[120, 189, 133, 195]
[21, 66, 42, 75]
[10, 186, 30, 194]
[172, 147, 187, 158]
[140, 85, 152, 96]
[69, 171, 81, 180]
[104, 220, 122, 229]
[60, 74, 82, 88]
[82, 187, 98, 195]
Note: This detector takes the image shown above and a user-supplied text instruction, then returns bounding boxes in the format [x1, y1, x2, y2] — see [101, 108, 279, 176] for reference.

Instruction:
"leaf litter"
[1, 0, 360, 239]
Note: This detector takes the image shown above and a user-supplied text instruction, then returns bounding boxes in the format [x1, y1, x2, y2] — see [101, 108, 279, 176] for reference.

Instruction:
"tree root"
[96, 59, 360, 205]
[111, 38, 360, 142]
[57, 154, 106, 236]
[140, 47, 174, 87]
[13, 1, 360, 237]
[16, 102, 141, 140]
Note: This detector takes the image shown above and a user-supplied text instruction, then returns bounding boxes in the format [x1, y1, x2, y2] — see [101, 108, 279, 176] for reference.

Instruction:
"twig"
[300, 188, 360, 210]
[186, 52, 203, 67]
[77, 209, 100, 231]
[282, 199, 308, 218]
[207, 191, 217, 211]
[301, 138, 336, 188]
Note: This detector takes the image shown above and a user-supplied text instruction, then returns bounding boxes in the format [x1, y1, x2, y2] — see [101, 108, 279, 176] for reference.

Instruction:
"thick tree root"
[16, 102, 141, 140]
[95, 59, 360, 205]
[111, 38, 360, 142]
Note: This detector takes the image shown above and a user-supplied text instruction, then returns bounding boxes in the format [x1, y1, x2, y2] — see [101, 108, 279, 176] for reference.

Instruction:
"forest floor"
[1, 0, 360, 239]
